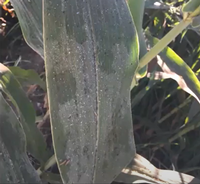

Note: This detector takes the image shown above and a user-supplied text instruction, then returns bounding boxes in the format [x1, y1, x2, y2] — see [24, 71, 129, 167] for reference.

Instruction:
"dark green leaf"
[0, 92, 41, 183]
[0, 63, 50, 163]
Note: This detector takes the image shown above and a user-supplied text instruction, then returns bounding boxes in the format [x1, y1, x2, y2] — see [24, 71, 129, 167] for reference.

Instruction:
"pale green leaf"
[191, 15, 200, 28]
[182, 0, 200, 13]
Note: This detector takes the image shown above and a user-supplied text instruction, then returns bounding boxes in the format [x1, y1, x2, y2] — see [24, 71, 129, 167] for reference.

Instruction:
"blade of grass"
[138, 19, 192, 70]
[127, 0, 148, 79]
[135, 5, 200, 75]
[146, 32, 200, 104]
[158, 96, 192, 124]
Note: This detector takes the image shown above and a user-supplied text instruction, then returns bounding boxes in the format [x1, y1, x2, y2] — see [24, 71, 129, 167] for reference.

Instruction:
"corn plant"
[1, 0, 200, 183]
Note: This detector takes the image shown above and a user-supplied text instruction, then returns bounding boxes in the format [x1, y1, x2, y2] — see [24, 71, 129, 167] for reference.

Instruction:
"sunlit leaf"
[127, 0, 147, 80]
[146, 32, 200, 104]
[115, 154, 200, 184]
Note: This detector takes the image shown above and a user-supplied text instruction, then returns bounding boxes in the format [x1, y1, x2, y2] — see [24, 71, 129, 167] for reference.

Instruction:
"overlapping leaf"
[127, 0, 147, 87]
[9, 66, 46, 91]
[182, 0, 200, 13]
[10, 0, 43, 58]
[146, 32, 200, 104]
[0, 92, 41, 183]
[0, 63, 50, 163]
[115, 154, 200, 184]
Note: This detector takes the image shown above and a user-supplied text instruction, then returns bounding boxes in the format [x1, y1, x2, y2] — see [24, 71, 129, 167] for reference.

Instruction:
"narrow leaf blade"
[146, 32, 200, 104]
[127, 0, 148, 79]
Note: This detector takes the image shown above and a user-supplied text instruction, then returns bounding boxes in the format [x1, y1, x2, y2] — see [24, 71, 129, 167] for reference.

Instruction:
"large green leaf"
[0, 63, 50, 163]
[182, 0, 200, 27]
[182, 0, 200, 13]
[43, 0, 138, 183]
[0, 92, 41, 183]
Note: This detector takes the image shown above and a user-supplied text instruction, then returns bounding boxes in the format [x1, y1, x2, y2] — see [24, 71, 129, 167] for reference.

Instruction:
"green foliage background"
[132, 0, 200, 177]
[1, 0, 200, 183]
